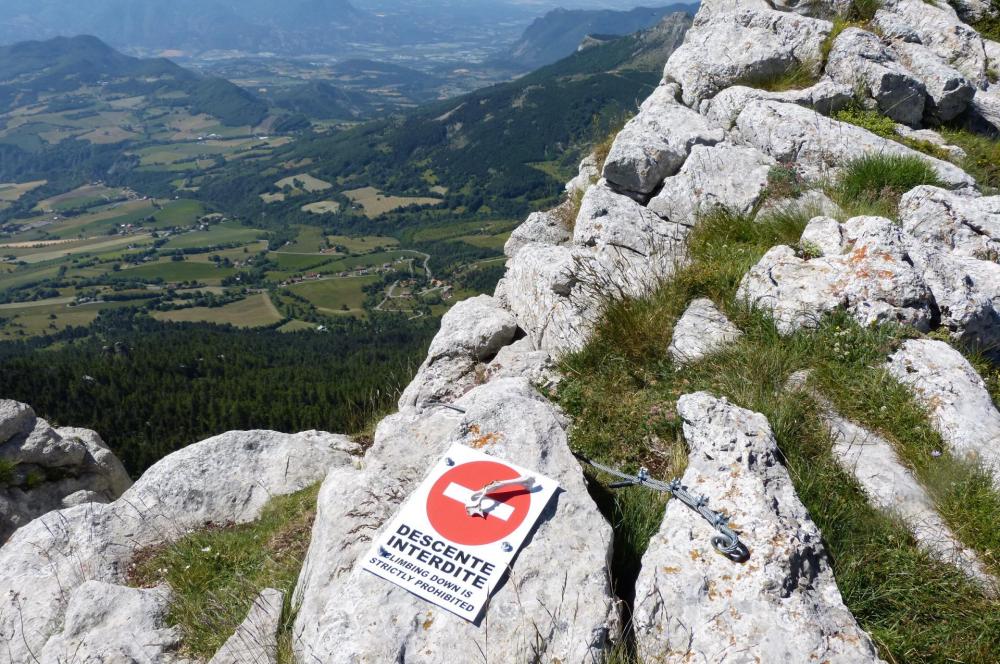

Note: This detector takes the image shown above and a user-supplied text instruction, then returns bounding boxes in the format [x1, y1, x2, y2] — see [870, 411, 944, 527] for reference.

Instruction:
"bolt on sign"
[360, 442, 559, 622]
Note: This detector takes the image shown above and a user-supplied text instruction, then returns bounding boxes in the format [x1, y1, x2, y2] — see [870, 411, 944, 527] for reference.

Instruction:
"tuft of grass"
[551, 187, 585, 233]
[128, 484, 321, 662]
[832, 153, 944, 217]
[834, 106, 897, 138]
[557, 203, 1000, 663]
[848, 0, 883, 21]
[0, 459, 14, 487]
[736, 58, 820, 92]
[761, 163, 808, 200]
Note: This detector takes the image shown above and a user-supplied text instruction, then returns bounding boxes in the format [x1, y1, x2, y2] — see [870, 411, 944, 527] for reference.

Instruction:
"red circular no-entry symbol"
[427, 460, 532, 547]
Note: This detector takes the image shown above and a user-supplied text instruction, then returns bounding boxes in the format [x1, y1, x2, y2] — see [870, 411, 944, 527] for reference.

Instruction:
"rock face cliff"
[3, 0, 1000, 661]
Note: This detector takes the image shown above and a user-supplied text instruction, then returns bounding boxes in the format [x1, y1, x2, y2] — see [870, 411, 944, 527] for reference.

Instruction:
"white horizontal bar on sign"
[443, 482, 515, 521]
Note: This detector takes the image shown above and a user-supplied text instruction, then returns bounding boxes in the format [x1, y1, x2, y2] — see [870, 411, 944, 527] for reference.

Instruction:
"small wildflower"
[931, 450, 942, 458]
[201, 546, 212, 553]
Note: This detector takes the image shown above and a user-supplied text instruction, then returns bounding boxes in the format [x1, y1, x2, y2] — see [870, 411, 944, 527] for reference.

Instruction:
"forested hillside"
[0, 309, 436, 473]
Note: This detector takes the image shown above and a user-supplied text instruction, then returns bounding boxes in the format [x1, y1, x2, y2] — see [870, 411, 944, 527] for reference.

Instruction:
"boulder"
[873, 0, 988, 85]
[886, 339, 1000, 487]
[700, 79, 853, 129]
[663, 0, 832, 106]
[398, 295, 518, 408]
[668, 298, 743, 364]
[602, 83, 724, 195]
[565, 153, 599, 195]
[575, 184, 689, 254]
[949, 0, 996, 23]
[0, 403, 133, 544]
[0, 429, 358, 663]
[893, 40, 975, 123]
[969, 86, 1000, 135]
[632, 392, 884, 663]
[504, 208, 571, 259]
[483, 337, 560, 392]
[898, 186, 1000, 260]
[789, 372, 997, 592]
[825, 28, 926, 126]
[737, 216, 935, 333]
[799, 215, 846, 256]
[209, 588, 284, 664]
[647, 142, 776, 225]
[38, 581, 189, 664]
[292, 378, 617, 664]
[735, 99, 975, 188]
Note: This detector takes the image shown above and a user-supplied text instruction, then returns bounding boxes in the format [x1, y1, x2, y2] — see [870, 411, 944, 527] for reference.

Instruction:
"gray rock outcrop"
[602, 83, 724, 195]
[209, 588, 285, 664]
[788, 372, 997, 592]
[668, 298, 743, 364]
[632, 392, 884, 663]
[398, 294, 518, 408]
[0, 400, 132, 543]
[886, 339, 1000, 488]
[0, 428, 358, 663]
[899, 186, 1000, 260]
[292, 378, 617, 664]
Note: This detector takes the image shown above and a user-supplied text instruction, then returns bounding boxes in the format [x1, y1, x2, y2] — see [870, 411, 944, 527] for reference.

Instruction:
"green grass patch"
[941, 128, 1000, 192]
[161, 223, 263, 250]
[831, 153, 944, 217]
[736, 58, 820, 92]
[288, 275, 380, 312]
[121, 259, 234, 283]
[556, 204, 1000, 663]
[153, 293, 283, 328]
[128, 484, 320, 661]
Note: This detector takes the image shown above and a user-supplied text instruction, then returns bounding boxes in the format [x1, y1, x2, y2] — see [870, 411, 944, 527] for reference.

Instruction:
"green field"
[326, 235, 399, 253]
[0, 299, 133, 339]
[281, 226, 327, 254]
[153, 293, 282, 327]
[455, 233, 510, 250]
[120, 259, 234, 283]
[270, 253, 337, 272]
[288, 275, 379, 313]
[162, 223, 263, 250]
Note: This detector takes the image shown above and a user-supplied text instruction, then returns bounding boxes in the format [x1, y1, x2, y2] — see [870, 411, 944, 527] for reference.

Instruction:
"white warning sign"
[360, 443, 559, 622]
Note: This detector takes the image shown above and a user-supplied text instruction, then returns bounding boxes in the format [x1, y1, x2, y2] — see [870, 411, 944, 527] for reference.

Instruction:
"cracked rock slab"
[700, 79, 853, 129]
[789, 372, 997, 592]
[825, 27, 926, 126]
[735, 99, 975, 188]
[899, 186, 1000, 261]
[633, 392, 884, 664]
[0, 429, 358, 663]
[648, 142, 776, 225]
[209, 588, 284, 664]
[886, 339, 1000, 488]
[398, 294, 518, 408]
[292, 377, 617, 664]
[737, 216, 935, 333]
[668, 298, 743, 364]
[602, 83, 724, 195]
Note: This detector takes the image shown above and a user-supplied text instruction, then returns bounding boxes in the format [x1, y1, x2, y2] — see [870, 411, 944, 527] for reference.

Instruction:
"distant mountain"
[0, 35, 267, 126]
[502, 3, 697, 70]
[269, 81, 372, 120]
[0, 0, 372, 54]
[196, 12, 694, 219]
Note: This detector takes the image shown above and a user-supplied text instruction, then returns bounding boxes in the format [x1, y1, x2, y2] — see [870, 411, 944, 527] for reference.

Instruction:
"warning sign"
[360, 443, 559, 622]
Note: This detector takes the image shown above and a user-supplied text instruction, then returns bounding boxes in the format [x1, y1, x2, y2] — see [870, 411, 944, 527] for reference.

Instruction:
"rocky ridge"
[3, 0, 1000, 661]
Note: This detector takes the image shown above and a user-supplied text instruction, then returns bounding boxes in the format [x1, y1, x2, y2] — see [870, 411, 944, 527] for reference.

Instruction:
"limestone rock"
[39, 581, 188, 664]
[566, 153, 599, 195]
[789, 373, 997, 592]
[504, 207, 572, 260]
[759, 189, 844, 219]
[632, 392, 884, 664]
[736, 99, 975, 188]
[825, 28, 926, 126]
[484, 337, 560, 392]
[399, 295, 518, 408]
[209, 588, 284, 664]
[602, 83, 724, 194]
[886, 339, 1000, 487]
[893, 40, 975, 123]
[800, 215, 846, 256]
[664, 0, 832, 106]
[0, 403, 133, 544]
[0, 429, 358, 663]
[949, 0, 995, 23]
[668, 298, 743, 364]
[292, 377, 617, 664]
[575, 184, 689, 254]
[898, 186, 1000, 260]
[701, 79, 853, 129]
[893, 125, 967, 161]
[873, 0, 988, 85]
[737, 216, 935, 333]
[648, 142, 776, 225]
[969, 86, 1000, 135]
